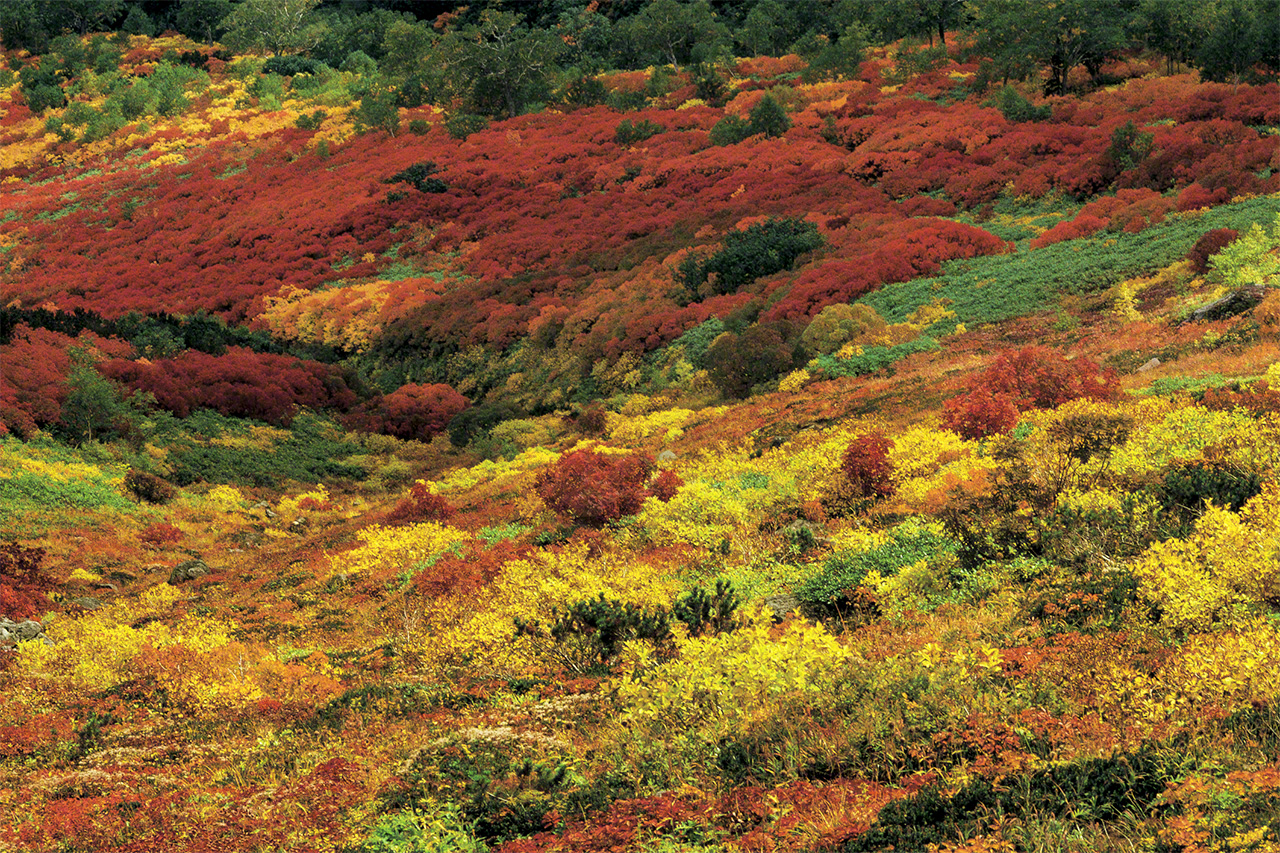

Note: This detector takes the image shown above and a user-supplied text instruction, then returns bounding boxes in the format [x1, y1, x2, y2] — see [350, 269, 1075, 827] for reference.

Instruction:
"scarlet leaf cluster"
[535, 449, 654, 526]
[341, 383, 468, 442]
[0, 541, 53, 620]
[944, 346, 1119, 438]
[101, 347, 356, 425]
[842, 431, 896, 499]
[387, 481, 457, 524]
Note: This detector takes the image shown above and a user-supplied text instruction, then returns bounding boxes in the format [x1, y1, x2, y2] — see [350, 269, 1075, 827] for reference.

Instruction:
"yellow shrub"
[778, 369, 811, 393]
[277, 484, 330, 516]
[489, 418, 556, 450]
[428, 541, 680, 674]
[618, 611, 853, 731]
[429, 446, 561, 494]
[1110, 403, 1254, 477]
[1133, 484, 1280, 632]
[635, 479, 754, 548]
[610, 408, 695, 443]
[204, 484, 248, 513]
[339, 521, 472, 579]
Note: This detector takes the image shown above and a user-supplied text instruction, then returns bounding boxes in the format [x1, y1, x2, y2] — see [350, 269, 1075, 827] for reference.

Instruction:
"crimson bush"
[841, 431, 895, 499]
[535, 449, 654, 527]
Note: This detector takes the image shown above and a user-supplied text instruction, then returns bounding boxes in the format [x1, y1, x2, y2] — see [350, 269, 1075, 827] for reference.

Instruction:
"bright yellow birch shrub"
[338, 521, 471, 580]
[1110, 402, 1255, 477]
[1133, 484, 1280, 632]
[634, 479, 754, 548]
[609, 408, 695, 443]
[426, 541, 679, 675]
[608, 610, 855, 780]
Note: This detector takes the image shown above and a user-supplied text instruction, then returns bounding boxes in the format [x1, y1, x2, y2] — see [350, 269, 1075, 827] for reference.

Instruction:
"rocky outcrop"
[168, 559, 211, 584]
[0, 618, 52, 646]
[1187, 286, 1266, 323]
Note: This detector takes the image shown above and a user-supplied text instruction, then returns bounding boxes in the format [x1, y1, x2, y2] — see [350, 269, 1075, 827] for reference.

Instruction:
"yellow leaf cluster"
[610, 408, 695, 443]
[203, 484, 248, 513]
[616, 610, 853, 737]
[339, 521, 471, 579]
[18, 585, 231, 691]
[429, 446, 561, 494]
[777, 368, 811, 393]
[636, 478, 755, 548]
[426, 541, 679, 674]
[1104, 402, 1253, 477]
[1133, 484, 1280, 632]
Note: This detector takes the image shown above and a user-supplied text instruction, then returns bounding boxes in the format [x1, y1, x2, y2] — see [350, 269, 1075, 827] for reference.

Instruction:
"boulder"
[168, 559, 210, 585]
[1187, 286, 1266, 323]
[0, 619, 45, 642]
[763, 594, 799, 621]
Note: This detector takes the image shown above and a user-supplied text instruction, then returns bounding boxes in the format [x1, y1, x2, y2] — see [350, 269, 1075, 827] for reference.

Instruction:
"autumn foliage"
[842, 431, 896, 499]
[536, 449, 655, 526]
[342, 383, 468, 442]
[101, 347, 356, 425]
[387, 481, 457, 524]
[944, 347, 1119, 438]
[0, 542, 53, 620]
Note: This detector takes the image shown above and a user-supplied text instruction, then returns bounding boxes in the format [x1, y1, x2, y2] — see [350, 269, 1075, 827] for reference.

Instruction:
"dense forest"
[1, 1, 1279, 851]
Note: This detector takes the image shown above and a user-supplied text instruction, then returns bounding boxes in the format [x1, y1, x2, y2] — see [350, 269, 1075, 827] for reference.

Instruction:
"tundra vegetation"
[1, 1, 1279, 850]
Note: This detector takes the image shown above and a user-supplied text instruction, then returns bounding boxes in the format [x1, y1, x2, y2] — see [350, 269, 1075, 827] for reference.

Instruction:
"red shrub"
[101, 347, 356, 425]
[647, 469, 683, 502]
[343, 383, 468, 442]
[982, 346, 1120, 410]
[573, 404, 609, 436]
[139, 523, 182, 547]
[1176, 182, 1230, 212]
[1029, 214, 1109, 249]
[1186, 228, 1239, 274]
[942, 388, 1020, 439]
[387, 481, 457, 523]
[535, 449, 655, 526]
[0, 325, 74, 436]
[841, 431, 895, 499]
[0, 541, 53, 621]
[943, 347, 1119, 439]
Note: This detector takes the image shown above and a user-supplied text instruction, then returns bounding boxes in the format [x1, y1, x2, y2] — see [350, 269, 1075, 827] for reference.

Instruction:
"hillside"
[2, 11, 1280, 853]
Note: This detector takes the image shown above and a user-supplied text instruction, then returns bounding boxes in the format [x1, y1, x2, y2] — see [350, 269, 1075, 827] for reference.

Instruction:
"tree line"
[1, 0, 1276, 121]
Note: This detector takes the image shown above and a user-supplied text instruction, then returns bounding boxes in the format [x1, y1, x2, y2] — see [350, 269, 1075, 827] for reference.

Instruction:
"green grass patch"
[865, 195, 1280, 325]
[0, 437, 135, 526]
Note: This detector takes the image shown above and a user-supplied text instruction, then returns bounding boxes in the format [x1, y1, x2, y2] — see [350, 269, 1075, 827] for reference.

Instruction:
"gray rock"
[0, 620, 44, 641]
[168, 559, 210, 584]
[229, 528, 264, 548]
[1137, 357, 1161, 373]
[763, 594, 799, 621]
[1188, 286, 1266, 323]
[69, 597, 103, 611]
[657, 450, 677, 463]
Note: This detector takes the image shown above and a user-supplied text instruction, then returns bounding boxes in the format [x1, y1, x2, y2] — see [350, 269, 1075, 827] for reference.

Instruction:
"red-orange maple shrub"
[841, 430, 895, 499]
[536, 449, 654, 526]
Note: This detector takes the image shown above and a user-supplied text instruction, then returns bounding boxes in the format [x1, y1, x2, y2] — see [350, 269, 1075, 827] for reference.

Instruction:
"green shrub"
[294, 109, 327, 130]
[682, 217, 823, 298]
[863, 197, 1280, 326]
[808, 336, 940, 379]
[444, 112, 489, 140]
[845, 748, 1178, 851]
[614, 118, 665, 146]
[263, 55, 327, 77]
[1161, 462, 1262, 532]
[993, 85, 1051, 122]
[797, 521, 957, 620]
